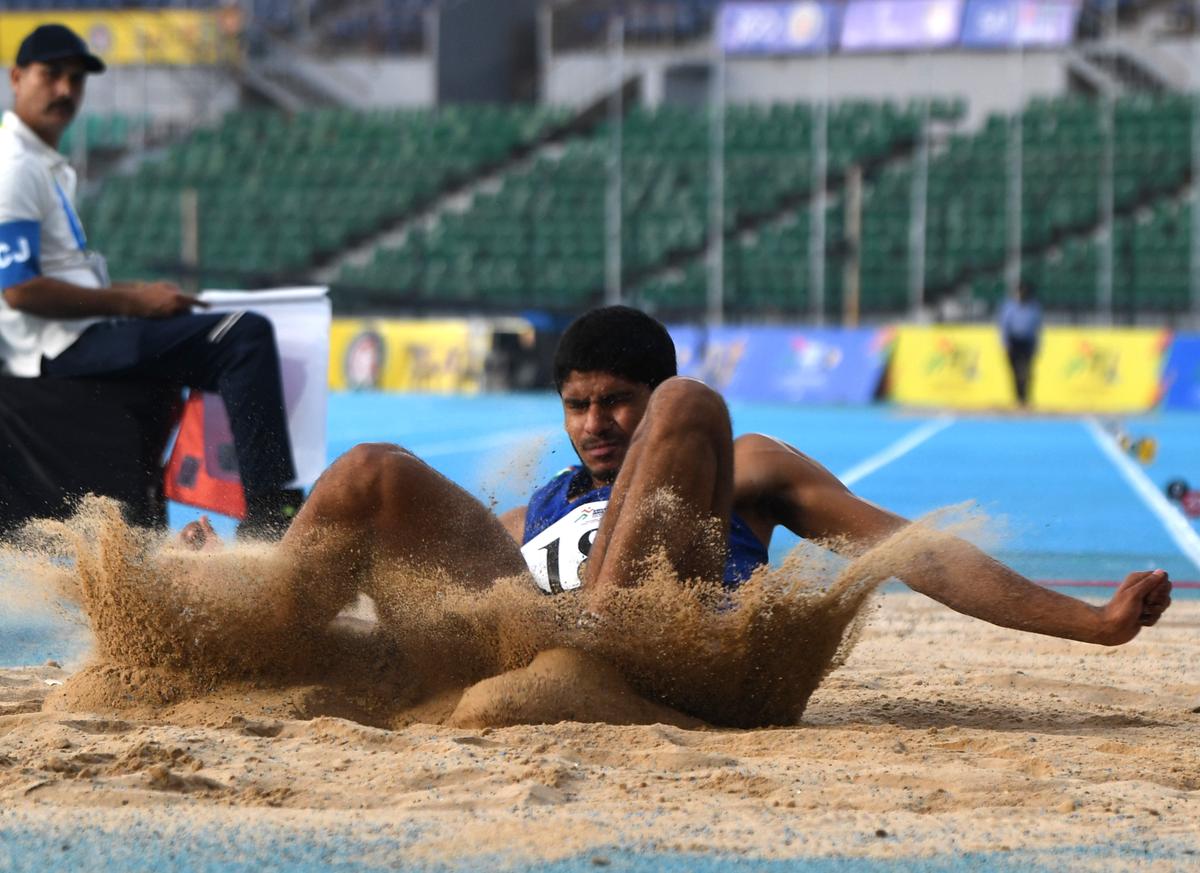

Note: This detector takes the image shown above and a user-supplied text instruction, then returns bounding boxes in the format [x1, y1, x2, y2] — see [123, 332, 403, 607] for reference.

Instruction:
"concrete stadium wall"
[0, 66, 241, 124]
[542, 45, 709, 108]
[544, 48, 1068, 128]
[727, 52, 1067, 128]
[303, 57, 436, 107]
[0, 57, 436, 120]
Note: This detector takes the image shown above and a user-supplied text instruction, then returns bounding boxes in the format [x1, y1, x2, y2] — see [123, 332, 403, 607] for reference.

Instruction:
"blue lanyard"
[52, 180, 87, 250]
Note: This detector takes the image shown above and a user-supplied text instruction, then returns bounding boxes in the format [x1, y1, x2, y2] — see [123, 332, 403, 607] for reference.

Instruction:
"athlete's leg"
[584, 377, 734, 595]
[277, 442, 528, 630]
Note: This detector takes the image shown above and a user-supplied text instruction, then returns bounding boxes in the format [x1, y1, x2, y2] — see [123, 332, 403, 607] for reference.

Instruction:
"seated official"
[0, 24, 300, 535]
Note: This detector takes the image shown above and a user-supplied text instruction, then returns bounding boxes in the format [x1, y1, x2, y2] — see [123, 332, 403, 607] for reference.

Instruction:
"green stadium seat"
[82, 106, 566, 292]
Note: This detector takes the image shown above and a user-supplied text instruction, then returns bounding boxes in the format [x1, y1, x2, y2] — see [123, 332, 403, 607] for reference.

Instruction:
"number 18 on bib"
[519, 500, 606, 594]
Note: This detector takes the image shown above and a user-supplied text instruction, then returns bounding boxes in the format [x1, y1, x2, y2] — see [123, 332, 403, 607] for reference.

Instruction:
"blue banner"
[960, 0, 1080, 48]
[717, 1, 840, 55]
[1162, 334, 1200, 411]
[841, 0, 964, 52]
[669, 325, 893, 405]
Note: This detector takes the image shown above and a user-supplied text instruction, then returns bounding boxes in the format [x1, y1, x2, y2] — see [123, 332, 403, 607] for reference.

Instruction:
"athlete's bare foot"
[1094, 569, 1172, 646]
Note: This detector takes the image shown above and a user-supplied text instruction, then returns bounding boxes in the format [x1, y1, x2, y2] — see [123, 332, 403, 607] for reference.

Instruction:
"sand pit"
[2, 597, 1198, 868]
[1, 499, 1198, 868]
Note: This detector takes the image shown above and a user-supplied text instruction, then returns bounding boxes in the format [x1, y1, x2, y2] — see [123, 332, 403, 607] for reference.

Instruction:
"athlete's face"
[560, 370, 652, 487]
[10, 59, 86, 148]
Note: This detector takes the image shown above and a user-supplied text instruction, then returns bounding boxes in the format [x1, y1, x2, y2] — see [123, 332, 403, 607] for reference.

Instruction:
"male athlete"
[186, 306, 1172, 648]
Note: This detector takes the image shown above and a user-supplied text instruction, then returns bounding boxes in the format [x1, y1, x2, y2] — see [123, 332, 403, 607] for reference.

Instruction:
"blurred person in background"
[999, 280, 1042, 406]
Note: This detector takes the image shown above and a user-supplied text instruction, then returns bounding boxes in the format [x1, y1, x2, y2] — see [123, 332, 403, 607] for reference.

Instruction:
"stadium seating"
[73, 93, 1197, 316]
[964, 94, 1195, 313]
[817, 93, 1194, 314]
[341, 101, 919, 309]
[57, 113, 146, 157]
[637, 92, 1196, 317]
[1017, 199, 1195, 315]
[80, 105, 568, 288]
[634, 203, 849, 315]
[1124, 200, 1193, 312]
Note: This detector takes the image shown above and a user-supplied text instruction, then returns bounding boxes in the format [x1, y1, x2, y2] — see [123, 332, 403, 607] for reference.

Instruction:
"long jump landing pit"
[2, 545, 1198, 872]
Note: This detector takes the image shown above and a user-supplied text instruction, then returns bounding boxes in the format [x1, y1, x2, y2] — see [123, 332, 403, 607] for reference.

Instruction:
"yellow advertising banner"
[0, 11, 240, 67]
[1031, 327, 1169, 413]
[890, 325, 1016, 410]
[329, 319, 490, 394]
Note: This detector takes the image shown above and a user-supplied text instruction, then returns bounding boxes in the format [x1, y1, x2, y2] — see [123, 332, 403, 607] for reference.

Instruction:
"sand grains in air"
[16, 493, 940, 730]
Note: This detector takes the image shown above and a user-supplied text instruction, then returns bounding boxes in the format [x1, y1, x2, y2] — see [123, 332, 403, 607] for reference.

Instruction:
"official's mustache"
[47, 98, 76, 114]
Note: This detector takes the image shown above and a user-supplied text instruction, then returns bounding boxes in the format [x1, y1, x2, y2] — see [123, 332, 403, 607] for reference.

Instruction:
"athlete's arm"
[497, 506, 527, 545]
[2, 276, 206, 319]
[732, 433, 1171, 646]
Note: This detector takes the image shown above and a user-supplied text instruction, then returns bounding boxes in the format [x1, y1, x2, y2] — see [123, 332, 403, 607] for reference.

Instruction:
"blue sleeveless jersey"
[523, 467, 769, 589]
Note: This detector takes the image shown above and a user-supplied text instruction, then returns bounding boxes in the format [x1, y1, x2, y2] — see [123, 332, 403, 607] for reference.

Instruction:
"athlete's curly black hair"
[553, 306, 677, 393]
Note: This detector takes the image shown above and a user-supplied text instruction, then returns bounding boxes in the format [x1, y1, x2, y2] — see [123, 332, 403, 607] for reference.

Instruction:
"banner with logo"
[841, 0, 965, 52]
[1030, 328, 1169, 413]
[717, 1, 841, 55]
[329, 318, 494, 393]
[670, 325, 892, 404]
[891, 325, 1015, 409]
[0, 10, 240, 67]
[960, 0, 1081, 48]
[1162, 334, 1200, 412]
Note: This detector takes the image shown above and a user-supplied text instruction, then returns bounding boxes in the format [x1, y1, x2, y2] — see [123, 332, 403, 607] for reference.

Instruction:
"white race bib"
[520, 500, 607, 594]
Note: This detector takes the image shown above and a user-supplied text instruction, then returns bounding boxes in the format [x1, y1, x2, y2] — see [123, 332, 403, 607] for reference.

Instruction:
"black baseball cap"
[15, 24, 106, 74]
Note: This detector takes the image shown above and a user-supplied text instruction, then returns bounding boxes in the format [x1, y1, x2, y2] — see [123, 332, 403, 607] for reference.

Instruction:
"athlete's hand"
[1094, 569, 1172, 646]
[179, 515, 222, 551]
[115, 281, 209, 318]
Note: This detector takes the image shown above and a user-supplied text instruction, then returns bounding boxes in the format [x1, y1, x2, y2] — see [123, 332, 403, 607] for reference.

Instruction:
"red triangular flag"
[163, 393, 246, 519]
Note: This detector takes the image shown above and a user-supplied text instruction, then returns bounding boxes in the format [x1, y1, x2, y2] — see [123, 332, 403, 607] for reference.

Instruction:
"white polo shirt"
[0, 110, 104, 377]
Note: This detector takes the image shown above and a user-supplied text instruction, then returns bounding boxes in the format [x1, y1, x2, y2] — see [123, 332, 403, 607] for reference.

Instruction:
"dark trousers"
[0, 375, 178, 532]
[1006, 338, 1036, 406]
[41, 312, 296, 497]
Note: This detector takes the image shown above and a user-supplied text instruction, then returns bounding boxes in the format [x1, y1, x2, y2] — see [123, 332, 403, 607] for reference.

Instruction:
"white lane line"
[412, 427, 558, 458]
[1083, 417, 1200, 573]
[838, 414, 956, 487]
